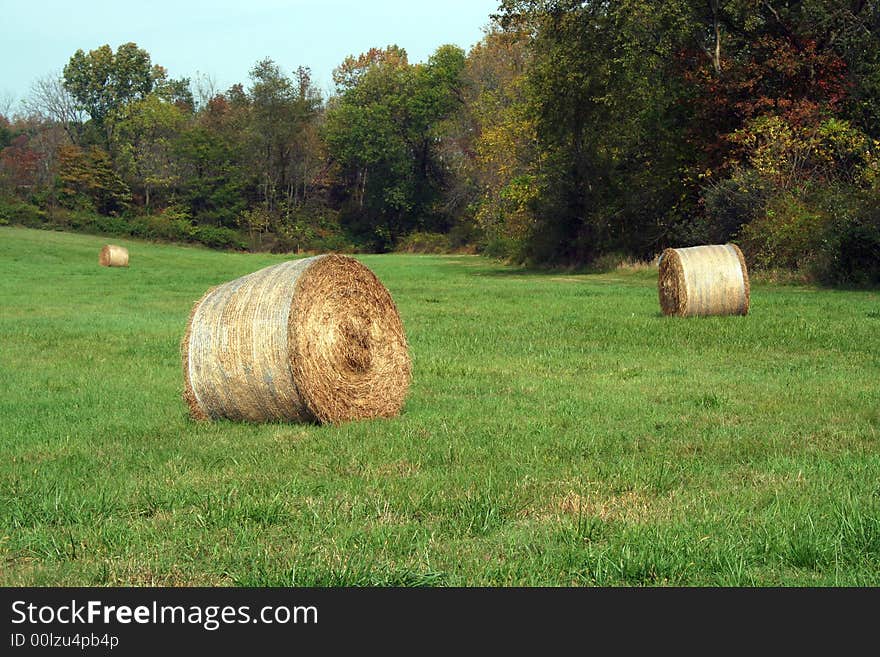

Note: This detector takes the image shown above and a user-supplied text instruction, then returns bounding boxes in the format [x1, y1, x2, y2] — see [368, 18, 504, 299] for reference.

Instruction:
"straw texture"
[99, 244, 129, 267]
[658, 243, 750, 317]
[181, 255, 411, 424]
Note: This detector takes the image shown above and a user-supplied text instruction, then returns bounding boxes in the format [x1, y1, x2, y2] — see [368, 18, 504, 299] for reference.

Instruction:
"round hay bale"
[181, 254, 412, 425]
[658, 243, 749, 317]
[99, 244, 129, 267]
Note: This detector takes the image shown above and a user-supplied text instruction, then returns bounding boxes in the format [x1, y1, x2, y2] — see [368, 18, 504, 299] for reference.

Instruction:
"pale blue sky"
[1, 0, 500, 110]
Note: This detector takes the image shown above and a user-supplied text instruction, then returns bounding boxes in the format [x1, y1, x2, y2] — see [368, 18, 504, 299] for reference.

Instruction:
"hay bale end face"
[181, 254, 412, 425]
[658, 243, 750, 317]
[99, 245, 129, 267]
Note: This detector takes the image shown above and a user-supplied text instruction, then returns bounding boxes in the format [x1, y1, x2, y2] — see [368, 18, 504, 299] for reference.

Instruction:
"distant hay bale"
[658, 243, 750, 317]
[99, 244, 129, 267]
[181, 255, 412, 425]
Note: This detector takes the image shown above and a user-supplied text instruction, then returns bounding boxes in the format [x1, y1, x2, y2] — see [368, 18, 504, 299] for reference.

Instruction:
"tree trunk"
[710, 0, 723, 74]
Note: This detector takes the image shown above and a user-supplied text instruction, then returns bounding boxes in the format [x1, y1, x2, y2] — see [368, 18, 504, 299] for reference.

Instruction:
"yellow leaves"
[732, 115, 875, 187]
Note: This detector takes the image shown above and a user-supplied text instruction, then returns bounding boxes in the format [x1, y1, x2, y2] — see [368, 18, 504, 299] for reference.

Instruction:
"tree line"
[2, 1, 879, 284]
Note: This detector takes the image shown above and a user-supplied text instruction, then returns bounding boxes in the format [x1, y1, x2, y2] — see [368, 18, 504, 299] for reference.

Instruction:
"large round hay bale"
[658, 243, 750, 317]
[99, 244, 129, 267]
[181, 255, 412, 425]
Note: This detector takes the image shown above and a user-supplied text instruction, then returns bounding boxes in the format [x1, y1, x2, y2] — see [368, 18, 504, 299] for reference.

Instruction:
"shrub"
[812, 194, 880, 286]
[0, 198, 47, 227]
[191, 225, 247, 250]
[738, 192, 829, 271]
[272, 207, 356, 254]
[90, 214, 130, 235]
[701, 169, 772, 242]
[126, 207, 197, 242]
[396, 231, 451, 254]
[588, 251, 630, 273]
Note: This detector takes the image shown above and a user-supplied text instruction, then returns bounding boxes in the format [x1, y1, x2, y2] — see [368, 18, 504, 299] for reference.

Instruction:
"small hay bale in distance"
[181, 254, 412, 425]
[658, 243, 750, 317]
[99, 244, 129, 267]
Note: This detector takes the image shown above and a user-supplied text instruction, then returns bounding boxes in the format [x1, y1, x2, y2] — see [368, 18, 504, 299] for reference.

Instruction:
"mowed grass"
[1, 226, 879, 587]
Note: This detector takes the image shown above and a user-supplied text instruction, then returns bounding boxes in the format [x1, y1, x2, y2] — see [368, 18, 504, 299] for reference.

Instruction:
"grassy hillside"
[1, 226, 878, 585]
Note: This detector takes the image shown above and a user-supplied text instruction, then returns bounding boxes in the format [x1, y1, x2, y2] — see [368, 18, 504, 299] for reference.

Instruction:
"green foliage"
[62, 42, 156, 129]
[738, 191, 829, 271]
[497, 1, 705, 263]
[173, 125, 246, 228]
[3, 11, 878, 283]
[322, 44, 466, 250]
[0, 197, 46, 227]
[56, 145, 130, 215]
[812, 191, 880, 287]
[481, 0, 880, 282]
[154, 75, 195, 111]
[734, 183, 880, 287]
[700, 169, 773, 243]
[127, 205, 194, 241]
[395, 231, 452, 254]
[237, 206, 272, 250]
[246, 60, 323, 217]
[111, 93, 188, 209]
[190, 224, 247, 250]
[270, 202, 353, 253]
[0, 195, 245, 250]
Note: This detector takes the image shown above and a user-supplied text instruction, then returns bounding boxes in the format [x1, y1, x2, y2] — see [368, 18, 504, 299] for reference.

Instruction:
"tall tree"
[62, 42, 160, 143]
[246, 59, 322, 221]
[323, 44, 466, 249]
[112, 93, 188, 210]
[448, 24, 539, 257]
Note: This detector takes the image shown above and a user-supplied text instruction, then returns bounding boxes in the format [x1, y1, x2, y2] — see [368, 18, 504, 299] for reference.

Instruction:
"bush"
[588, 252, 631, 273]
[91, 214, 131, 235]
[737, 192, 829, 271]
[128, 207, 197, 242]
[701, 170, 772, 243]
[812, 194, 880, 286]
[0, 196, 248, 251]
[480, 234, 523, 261]
[447, 219, 481, 252]
[271, 207, 356, 254]
[191, 225, 247, 250]
[0, 198, 47, 227]
[396, 231, 451, 254]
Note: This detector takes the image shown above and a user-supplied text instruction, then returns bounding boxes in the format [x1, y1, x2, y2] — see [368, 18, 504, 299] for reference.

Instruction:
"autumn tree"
[331, 45, 409, 93]
[0, 115, 11, 151]
[56, 144, 130, 215]
[449, 24, 540, 258]
[0, 134, 42, 198]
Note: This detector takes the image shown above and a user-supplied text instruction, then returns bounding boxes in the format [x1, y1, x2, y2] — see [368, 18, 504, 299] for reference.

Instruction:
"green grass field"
[1, 225, 878, 586]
